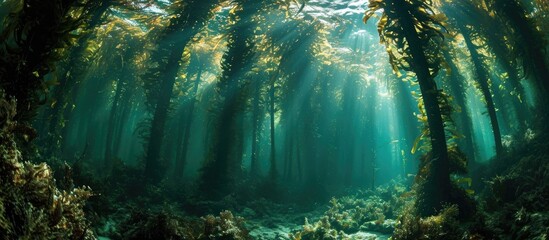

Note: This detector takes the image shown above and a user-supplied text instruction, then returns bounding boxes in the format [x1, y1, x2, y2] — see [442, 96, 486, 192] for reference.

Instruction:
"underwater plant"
[392, 204, 462, 240]
[442, 1, 504, 157]
[290, 216, 347, 240]
[113, 209, 250, 240]
[0, 0, 105, 122]
[0, 94, 95, 239]
[363, 0, 454, 217]
[1, 0, 547, 239]
[40, 0, 114, 158]
[490, 0, 549, 101]
[200, 0, 264, 198]
[291, 181, 409, 238]
[142, 0, 221, 183]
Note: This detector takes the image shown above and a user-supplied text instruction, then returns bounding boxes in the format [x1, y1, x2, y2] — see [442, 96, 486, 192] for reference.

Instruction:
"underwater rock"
[249, 224, 300, 240]
[346, 231, 389, 240]
[241, 207, 257, 218]
[359, 219, 396, 234]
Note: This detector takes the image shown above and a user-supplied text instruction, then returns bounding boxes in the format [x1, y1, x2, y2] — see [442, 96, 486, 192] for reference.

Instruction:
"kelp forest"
[0, 0, 548, 239]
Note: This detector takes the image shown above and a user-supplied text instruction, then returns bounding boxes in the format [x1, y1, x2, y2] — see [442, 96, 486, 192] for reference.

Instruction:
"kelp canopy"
[0, 0, 547, 239]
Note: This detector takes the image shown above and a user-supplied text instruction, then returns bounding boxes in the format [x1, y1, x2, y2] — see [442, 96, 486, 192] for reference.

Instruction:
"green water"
[0, 0, 547, 239]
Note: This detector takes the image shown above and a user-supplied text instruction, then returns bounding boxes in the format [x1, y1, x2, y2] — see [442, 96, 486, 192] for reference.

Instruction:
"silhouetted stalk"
[494, 0, 549, 99]
[174, 67, 203, 182]
[145, 42, 187, 182]
[234, 112, 245, 178]
[250, 76, 262, 177]
[113, 75, 136, 154]
[460, 25, 503, 156]
[269, 75, 277, 180]
[144, 0, 218, 183]
[284, 131, 294, 179]
[104, 74, 124, 170]
[43, 0, 112, 155]
[296, 130, 303, 182]
[481, 24, 530, 131]
[388, 0, 451, 216]
[443, 50, 477, 163]
[200, 0, 261, 198]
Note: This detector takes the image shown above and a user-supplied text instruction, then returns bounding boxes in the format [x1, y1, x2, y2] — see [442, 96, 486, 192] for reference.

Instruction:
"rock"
[359, 219, 396, 234]
[346, 231, 386, 240]
[241, 207, 257, 218]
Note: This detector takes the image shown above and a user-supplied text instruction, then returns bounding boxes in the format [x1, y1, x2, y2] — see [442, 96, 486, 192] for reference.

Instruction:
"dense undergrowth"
[0, 95, 94, 239]
[2, 90, 548, 239]
[290, 181, 407, 239]
[288, 127, 548, 240]
[480, 123, 549, 239]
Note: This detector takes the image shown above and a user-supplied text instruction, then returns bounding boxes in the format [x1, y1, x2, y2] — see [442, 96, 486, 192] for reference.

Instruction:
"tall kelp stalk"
[199, 0, 263, 199]
[360, 83, 378, 189]
[168, 29, 226, 184]
[489, 0, 549, 103]
[273, 18, 320, 184]
[172, 51, 205, 183]
[250, 38, 282, 189]
[451, 21, 504, 157]
[249, 63, 265, 178]
[142, 0, 220, 184]
[460, 28, 504, 157]
[268, 62, 278, 184]
[441, 49, 477, 164]
[103, 27, 144, 174]
[38, 0, 113, 157]
[364, 0, 459, 216]
[461, 1, 530, 132]
[0, 0, 99, 123]
[255, 1, 303, 187]
[443, 1, 524, 157]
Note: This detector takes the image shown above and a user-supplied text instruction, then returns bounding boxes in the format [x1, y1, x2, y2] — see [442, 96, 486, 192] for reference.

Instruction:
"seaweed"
[481, 130, 549, 239]
[291, 180, 409, 238]
[0, 94, 95, 239]
[113, 209, 250, 240]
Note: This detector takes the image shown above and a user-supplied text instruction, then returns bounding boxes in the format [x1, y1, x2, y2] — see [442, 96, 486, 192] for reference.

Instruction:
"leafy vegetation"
[0, 0, 546, 239]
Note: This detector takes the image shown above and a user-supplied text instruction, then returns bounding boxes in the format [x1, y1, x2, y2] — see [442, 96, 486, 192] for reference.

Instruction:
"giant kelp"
[0, 0, 547, 239]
